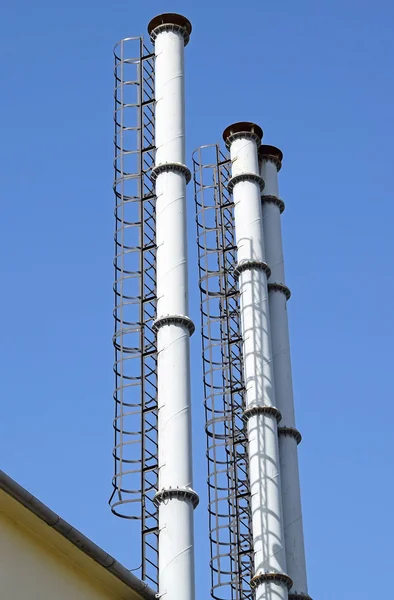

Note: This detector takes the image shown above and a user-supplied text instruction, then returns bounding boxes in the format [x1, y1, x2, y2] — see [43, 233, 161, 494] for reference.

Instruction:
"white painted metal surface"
[155, 29, 185, 167]
[151, 18, 196, 600]
[155, 171, 188, 317]
[228, 128, 289, 600]
[261, 158, 279, 197]
[261, 153, 309, 598]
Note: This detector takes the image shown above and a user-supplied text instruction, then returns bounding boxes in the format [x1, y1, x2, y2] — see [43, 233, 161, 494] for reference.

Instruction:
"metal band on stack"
[278, 426, 302, 445]
[243, 405, 282, 423]
[250, 572, 293, 590]
[152, 314, 195, 336]
[234, 259, 271, 280]
[227, 172, 265, 194]
[151, 162, 191, 184]
[262, 193, 286, 214]
[268, 282, 292, 300]
[153, 487, 200, 509]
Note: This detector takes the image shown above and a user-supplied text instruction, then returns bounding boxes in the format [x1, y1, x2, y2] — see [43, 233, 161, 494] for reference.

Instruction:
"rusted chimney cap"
[148, 13, 192, 45]
[258, 145, 283, 170]
[222, 122, 263, 149]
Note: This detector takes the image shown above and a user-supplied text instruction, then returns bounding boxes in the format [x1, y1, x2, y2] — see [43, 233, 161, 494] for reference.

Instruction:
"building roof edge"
[0, 469, 156, 600]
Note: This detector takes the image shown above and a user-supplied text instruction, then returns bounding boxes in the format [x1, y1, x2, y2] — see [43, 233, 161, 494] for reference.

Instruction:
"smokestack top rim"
[259, 144, 283, 162]
[222, 122, 263, 148]
[148, 13, 192, 45]
[259, 144, 283, 171]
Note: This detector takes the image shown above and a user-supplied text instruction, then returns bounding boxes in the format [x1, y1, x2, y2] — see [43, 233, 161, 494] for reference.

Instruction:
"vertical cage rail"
[110, 36, 158, 589]
[193, 145, 254, 600]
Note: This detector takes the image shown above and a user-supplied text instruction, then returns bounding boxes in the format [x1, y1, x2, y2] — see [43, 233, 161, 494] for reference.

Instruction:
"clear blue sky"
[1, 1, 393, 598]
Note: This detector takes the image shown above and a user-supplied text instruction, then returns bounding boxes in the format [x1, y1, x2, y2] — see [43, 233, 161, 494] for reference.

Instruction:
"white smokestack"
[223, 123, 292, 600]
[148, 13, 198, 600]
[260, 145, 311, 600]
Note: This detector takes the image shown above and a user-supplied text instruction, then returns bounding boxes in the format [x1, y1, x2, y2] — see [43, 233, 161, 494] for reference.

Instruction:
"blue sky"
[1, 1, 393, 598]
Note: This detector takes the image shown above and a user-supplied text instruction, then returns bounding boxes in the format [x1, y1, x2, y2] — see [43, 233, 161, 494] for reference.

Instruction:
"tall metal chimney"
[223, 123, 292, 600]
[259, 145, 311, 600]
[148, 13, 198, 600]
[111, 15, 313, 599]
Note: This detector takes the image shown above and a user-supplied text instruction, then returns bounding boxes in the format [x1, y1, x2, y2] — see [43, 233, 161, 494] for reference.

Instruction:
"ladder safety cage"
[193, 145, 254, 600]
[110, 36, 158, 589]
